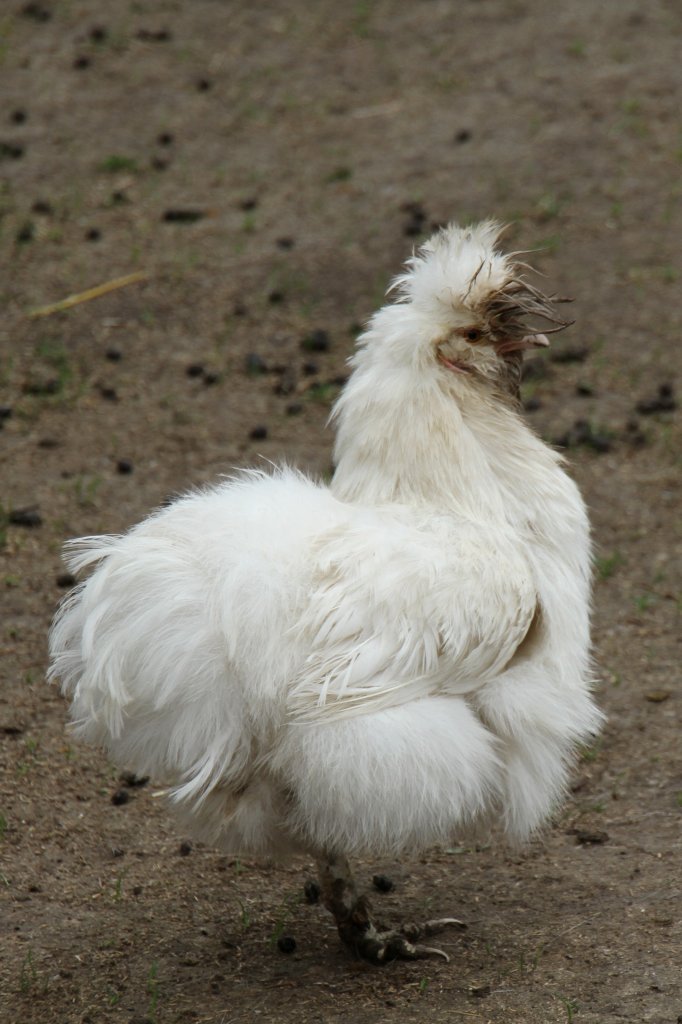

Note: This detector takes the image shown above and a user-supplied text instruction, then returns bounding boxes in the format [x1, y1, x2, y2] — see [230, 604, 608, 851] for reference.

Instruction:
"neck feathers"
[330, 360, 560, 520]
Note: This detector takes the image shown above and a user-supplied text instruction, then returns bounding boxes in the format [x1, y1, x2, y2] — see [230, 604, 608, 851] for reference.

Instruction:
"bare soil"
[1, 2, 680, 1023]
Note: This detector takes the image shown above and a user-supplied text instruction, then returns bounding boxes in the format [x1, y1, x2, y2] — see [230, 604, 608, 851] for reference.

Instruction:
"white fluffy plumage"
[49, 222, 602, 899]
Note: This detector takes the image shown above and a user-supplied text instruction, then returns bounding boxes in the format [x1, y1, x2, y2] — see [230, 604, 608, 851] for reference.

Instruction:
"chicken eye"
[465, 328, 482, 342]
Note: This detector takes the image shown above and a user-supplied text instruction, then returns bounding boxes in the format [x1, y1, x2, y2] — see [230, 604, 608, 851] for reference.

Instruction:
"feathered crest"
[479, 272, 574, 339]
[392, 220, 573, 339]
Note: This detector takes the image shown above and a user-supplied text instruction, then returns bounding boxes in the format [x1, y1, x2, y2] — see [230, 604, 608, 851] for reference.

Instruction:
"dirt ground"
[1, 2, 681, 1022]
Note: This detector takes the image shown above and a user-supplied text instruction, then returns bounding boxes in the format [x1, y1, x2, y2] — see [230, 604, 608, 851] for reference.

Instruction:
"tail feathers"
[48, 533, 251, 800]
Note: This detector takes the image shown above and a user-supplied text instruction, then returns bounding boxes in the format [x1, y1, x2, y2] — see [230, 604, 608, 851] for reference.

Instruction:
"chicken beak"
[494, 333, 550, 356]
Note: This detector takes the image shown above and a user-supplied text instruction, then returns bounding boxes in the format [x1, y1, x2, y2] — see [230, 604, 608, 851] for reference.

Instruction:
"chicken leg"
[316, 852, 466, 964]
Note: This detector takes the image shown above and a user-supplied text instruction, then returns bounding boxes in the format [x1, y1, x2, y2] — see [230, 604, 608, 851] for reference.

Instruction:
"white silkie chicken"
[49, 222, 602, 963]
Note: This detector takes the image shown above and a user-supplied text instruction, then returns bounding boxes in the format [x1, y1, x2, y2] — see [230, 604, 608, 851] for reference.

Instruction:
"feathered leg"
[316, 852, 466, 964]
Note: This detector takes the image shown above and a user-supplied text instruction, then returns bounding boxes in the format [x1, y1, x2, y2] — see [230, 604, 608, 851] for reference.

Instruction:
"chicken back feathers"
[49, 222, 602, 860]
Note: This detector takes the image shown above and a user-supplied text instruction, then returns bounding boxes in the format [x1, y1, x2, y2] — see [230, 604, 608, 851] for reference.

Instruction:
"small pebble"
[196, 78, 212, 91]
[644, 690, 671, 703]
[277, 936, 297, 954]
[455, 128, 472, 143]
[116, 459, 133, 475]
[249, 425, 268, 441]
[85, 227, 101, 241]
[98, 385, 118, 401]
[105, 348, 122, 362]
[469, 983, 491, 998]
[276, 237, 294, 249]
[245, 352, 267, 376]
[157, 132, 174, 146]
[186, 363, 205, 378]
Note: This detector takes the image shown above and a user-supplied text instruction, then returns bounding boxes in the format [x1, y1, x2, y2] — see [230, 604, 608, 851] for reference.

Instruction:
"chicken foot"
[316, 852, 466, 964]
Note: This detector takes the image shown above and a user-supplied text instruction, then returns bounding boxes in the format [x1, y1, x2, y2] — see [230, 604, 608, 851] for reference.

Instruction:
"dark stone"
[9, 508, 42, 528]
[16, 222, 34, 244]
[249, 425, 268, 440]
[119, 771, 149, 788]
[85, 227, 101, 241]
[301, 329, 330, 353]
[185, 363, 205, 378]
[105, 348, 122, 362]
[98, 385, 118, 401]
[163, 209, 204, 223]
[116, 459, 133, 474]
[21, 3, 52, 22]
[303, 880, 320, 904]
